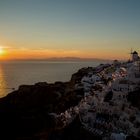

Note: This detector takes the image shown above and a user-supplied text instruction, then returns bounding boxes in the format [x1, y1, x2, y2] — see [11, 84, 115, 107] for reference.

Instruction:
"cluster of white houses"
[79, 51, 140, 139]
[112, 51, 140, 101]
[52, 51, 140, 140]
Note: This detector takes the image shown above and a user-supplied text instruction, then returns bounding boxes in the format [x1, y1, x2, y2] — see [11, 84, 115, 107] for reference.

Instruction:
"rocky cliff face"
[70, 67, 96, 84]
[0, 68, 86, 140]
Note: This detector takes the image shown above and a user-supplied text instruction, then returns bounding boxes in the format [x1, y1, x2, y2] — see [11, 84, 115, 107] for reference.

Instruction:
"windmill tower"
[130, 48, 133, 61]
[132, 51, 139, 61]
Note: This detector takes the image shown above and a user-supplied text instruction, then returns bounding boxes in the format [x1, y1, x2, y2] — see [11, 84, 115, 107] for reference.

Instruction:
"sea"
[0, 60, 110, 97]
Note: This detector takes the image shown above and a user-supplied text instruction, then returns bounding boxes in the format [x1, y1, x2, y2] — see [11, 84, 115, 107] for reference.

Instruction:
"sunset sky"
[0, 0, 140, 60]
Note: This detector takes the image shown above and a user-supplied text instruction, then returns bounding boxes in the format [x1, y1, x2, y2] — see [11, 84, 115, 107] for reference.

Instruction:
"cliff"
[0, 68, 88, 140]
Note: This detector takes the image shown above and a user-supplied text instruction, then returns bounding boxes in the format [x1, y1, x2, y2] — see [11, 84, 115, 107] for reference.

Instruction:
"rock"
[0, 67, 92, 139]
[0, 77, 84, 139]
[35, 82, 48, 86]
[70, 67, 96, 84]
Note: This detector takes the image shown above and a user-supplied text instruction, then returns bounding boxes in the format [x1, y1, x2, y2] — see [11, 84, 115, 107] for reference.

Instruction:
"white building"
[112, 79, 136, 92]
[112, 79, 136, 101]
[127, 61, 140, 83]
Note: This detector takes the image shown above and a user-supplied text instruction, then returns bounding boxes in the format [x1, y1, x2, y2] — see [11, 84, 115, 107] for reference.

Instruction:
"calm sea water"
[0, 60, 109, 97]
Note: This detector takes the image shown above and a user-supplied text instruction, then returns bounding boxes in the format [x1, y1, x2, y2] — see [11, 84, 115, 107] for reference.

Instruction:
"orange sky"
[0, 45, 131, 61]
[0, 0, 140, 61]
[0, 37, 139, 60]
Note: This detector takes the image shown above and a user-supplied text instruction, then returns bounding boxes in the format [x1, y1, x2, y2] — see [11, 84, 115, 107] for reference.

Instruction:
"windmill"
[128, 48, 133, 61]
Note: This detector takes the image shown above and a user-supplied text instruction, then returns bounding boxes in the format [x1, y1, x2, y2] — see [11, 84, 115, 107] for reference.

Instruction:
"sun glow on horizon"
[0, 45, 129, 61]
[0, 46, 6, 59]
[0, 47, 5, 54]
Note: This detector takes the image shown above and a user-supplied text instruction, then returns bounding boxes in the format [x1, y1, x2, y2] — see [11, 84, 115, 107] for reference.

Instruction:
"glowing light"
[0, 47, 5, 55]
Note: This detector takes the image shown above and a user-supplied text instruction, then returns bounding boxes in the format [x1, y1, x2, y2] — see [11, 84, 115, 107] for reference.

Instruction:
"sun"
[0, 47, 5, 55]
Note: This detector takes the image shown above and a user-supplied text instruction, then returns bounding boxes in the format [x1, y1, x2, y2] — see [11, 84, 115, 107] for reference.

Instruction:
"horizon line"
[0, 57, 126, 61]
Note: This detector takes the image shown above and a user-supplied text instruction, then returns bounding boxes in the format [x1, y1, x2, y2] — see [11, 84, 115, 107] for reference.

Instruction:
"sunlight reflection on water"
[0, 60, 110, 98]
[0, 65, 8, 98]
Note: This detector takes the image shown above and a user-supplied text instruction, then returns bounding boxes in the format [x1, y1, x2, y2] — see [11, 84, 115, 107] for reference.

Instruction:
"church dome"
[132, 51, 138, 54]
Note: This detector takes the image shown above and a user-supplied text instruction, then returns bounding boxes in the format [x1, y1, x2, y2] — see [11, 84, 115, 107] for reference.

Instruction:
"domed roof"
[132, 51, 138, 54]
